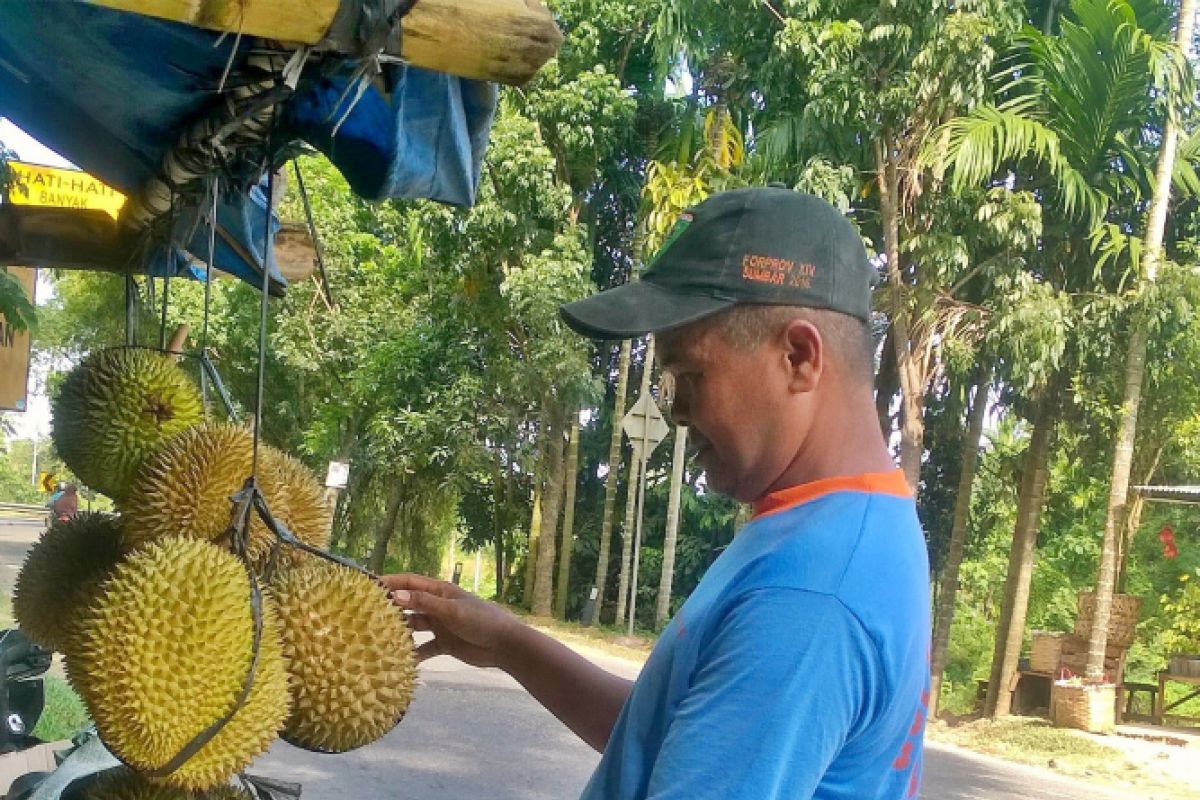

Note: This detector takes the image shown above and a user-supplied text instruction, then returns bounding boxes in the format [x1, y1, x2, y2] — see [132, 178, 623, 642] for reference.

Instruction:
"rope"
[251, 126, 276, 478]
[292, 161, 336, 309]
[201, 175, 219, 412]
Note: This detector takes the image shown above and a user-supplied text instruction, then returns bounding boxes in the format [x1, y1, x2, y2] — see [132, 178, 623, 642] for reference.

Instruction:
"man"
[384, 187, 930, 799]
[48, 482, 78, 521]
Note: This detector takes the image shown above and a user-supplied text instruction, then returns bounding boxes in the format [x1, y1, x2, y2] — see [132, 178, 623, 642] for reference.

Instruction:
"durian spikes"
[259, 447, 332, 563]
[14, 513, 124, 652]
[73, 537, 290, 789]
[51, 348, 204, 501]
[82, 769, 253, 800]
[272, 558, 417, 753]
[122, 423, 330, 570]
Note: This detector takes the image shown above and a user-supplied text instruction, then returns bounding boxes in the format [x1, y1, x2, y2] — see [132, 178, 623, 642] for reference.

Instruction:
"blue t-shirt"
[581, 470, 930, 800]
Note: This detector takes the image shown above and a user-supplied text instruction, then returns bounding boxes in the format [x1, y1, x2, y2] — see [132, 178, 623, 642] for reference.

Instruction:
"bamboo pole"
[84, 0, 563, 85]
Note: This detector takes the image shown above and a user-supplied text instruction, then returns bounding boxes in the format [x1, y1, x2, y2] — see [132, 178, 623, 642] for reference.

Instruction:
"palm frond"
[937, 104, 1107, 223]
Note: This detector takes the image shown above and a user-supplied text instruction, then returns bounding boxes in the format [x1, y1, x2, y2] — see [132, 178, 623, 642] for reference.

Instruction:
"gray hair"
[709, 304, 875, 384]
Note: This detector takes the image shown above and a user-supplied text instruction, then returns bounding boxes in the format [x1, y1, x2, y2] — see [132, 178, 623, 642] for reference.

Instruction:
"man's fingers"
[415, 639, 442, 662]
[380, 573, 464, 599]
[404, 613, 432, 633]
[391, 588, 457, 621]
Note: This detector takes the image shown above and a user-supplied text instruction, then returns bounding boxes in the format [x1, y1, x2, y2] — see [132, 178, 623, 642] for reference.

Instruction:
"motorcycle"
[0, 629, 54, 800]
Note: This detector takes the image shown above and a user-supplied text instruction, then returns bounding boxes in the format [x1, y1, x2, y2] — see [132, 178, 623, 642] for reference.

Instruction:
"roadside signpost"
[620, 391, 669, 636]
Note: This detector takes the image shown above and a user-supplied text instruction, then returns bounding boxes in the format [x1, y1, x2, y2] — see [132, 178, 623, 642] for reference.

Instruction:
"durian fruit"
[122, 423, 328, 570]
[271, 558, 417, 753]
[82, 769, 252, 800]
[51, 348, 204, 501]
[72, 537, 290, 789]
[259, 447, 331, 562]
[13, 513, 124, 652]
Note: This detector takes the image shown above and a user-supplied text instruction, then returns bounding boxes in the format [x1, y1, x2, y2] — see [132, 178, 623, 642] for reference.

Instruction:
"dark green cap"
[561, 187, 876, 339]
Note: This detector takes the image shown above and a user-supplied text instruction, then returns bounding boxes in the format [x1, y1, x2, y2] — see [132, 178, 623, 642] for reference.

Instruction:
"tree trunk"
[367, 479, 405, 574]
[875, 139, 923, 494]
[1086, 0, 1194, 681]
[929, 363, 991, 717]
[615, 335, 655, 626]
[555, 415, 581, 618]
[655, 424, 688, 629]
[593, 339, 632, 617]
[1087, 326, 1148, 680]
[1117, 444, 1163, 593]
[985, 383, 1060, 717]
[324, 413, 361, 543]
[492, 459, 506, 598]
[875, 324, 899, 438]
[523, 480, 542, 608]
[532, 405, 567, 617]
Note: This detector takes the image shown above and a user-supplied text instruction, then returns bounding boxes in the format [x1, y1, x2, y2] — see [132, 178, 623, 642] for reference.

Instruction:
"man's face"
[657, 320, 804, 503]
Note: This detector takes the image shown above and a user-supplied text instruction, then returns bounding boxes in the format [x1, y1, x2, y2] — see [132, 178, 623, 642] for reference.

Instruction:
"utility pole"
[30, 433, 38, 486]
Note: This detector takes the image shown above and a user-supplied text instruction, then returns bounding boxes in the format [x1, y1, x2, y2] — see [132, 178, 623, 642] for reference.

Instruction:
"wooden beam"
[84, 0, 341, 44]
[0, 205, 128, 272]
[83, 0, 563, 85]
[399, 0, 563, 85]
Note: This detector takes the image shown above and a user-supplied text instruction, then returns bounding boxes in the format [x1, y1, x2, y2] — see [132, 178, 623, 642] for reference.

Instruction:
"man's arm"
[382, 573, 633, 752]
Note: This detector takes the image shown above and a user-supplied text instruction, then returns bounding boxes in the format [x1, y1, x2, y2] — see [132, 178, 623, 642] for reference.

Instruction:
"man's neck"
[763, 389, 897, 497]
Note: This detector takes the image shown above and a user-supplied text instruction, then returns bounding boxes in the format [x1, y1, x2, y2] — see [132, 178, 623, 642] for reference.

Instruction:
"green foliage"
[18, 0, 1200, 690]
[31, 675, 90, 742]
[0, 141, 36, 334]
[1161, 571, 1200, 656]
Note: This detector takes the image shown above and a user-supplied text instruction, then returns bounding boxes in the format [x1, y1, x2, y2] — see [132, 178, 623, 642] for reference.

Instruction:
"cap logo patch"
[647, 212, 694, 269]
[742, 255, 817, 288]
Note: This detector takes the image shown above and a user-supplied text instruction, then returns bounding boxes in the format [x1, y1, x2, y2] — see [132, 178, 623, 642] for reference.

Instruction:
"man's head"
[560, 187, 880, 501]
[653, 304, 873, 500]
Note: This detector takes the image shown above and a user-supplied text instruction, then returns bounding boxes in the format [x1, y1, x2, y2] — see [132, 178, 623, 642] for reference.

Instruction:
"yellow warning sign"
[7, 161, 125, 220]
[39, 472, 55, 494]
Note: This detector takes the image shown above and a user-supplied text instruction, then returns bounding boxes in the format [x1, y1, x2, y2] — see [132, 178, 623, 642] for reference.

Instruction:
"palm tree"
[555, 414, 582, 618]
[938, 0, 1196, 713]
[1086, 0, 1196, 680]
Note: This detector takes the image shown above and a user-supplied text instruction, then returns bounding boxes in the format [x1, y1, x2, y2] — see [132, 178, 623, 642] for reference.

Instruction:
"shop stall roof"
[0, 0, 559, 293]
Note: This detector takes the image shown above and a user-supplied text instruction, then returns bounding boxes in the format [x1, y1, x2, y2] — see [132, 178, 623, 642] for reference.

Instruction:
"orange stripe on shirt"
[752, 469, 911, 520]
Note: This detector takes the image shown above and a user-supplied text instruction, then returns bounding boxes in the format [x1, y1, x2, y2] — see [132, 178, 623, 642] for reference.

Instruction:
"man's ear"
[782, 319, 823, 393]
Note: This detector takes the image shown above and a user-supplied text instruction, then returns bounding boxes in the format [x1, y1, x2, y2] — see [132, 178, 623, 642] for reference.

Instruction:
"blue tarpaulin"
[0, 1, 495, 292]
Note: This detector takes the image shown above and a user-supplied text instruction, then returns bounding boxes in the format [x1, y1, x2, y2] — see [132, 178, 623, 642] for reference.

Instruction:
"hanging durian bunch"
[16, 348, 418, 793]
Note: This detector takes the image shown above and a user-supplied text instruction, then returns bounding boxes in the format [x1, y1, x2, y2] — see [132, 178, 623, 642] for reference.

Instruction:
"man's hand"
[383, 573, 632, 753]
[381, 573, 520, 668]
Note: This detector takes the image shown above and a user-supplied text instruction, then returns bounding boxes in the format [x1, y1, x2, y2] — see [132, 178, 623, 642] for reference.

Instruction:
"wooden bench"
[1120, 681, 1158, 722]
[1156, 671, 1200, 726]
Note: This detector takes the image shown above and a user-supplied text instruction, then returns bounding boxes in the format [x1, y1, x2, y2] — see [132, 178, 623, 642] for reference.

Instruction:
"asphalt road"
[0, 518, 44, 603]
[0, 516, 1131, 800]
[255, 650, 1124, 800]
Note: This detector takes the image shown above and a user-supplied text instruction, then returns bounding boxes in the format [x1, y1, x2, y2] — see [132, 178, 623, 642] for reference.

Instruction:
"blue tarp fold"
[0, 1, 496, 292]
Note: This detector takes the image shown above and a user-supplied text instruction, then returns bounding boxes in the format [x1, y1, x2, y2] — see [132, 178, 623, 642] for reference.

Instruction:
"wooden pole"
[166, 324, 190, 356]
[84, 0, 563, 85]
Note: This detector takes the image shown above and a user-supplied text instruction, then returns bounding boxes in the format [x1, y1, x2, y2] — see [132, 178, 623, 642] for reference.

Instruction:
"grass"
[928, 717, 1198, 800]
[31, 675, 89, 742]
[508, 607, 654, 664]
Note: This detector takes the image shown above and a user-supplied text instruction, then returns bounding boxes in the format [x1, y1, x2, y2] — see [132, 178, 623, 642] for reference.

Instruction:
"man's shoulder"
[728, 489, 923, 598]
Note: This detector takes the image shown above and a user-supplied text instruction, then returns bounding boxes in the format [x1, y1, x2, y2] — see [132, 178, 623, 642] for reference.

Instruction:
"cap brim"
[560, 280, 733, 340]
